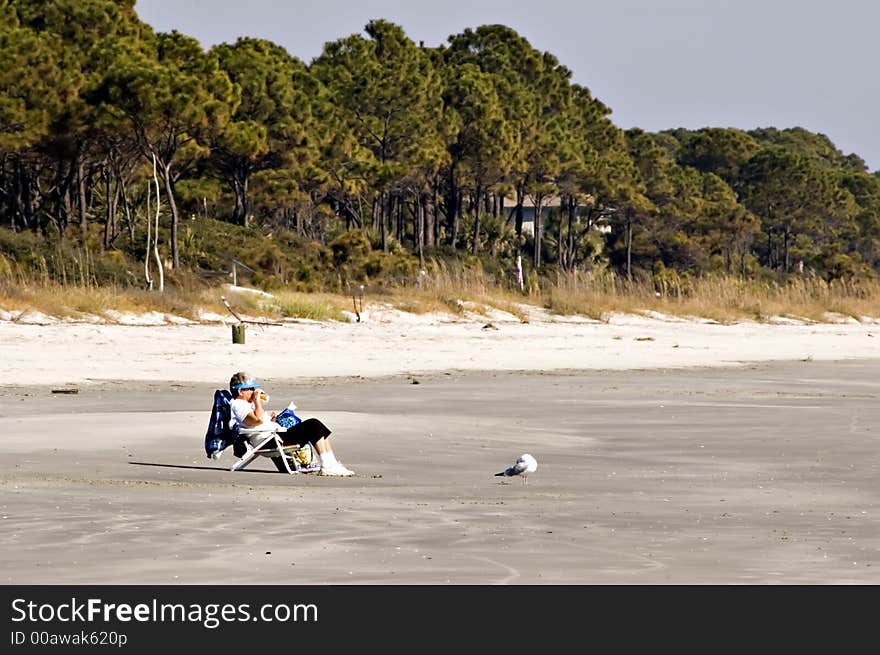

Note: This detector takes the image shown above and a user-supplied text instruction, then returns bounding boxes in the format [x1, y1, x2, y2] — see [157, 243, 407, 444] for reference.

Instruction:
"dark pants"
[280, 418, 332, 448]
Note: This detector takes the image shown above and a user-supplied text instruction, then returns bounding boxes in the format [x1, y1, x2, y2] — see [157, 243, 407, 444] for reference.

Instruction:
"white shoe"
[319, 464, 355, 477]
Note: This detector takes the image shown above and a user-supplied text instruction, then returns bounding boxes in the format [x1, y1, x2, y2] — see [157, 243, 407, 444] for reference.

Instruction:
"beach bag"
[204, 389, 234, 457]
[290, 443, 316, 470]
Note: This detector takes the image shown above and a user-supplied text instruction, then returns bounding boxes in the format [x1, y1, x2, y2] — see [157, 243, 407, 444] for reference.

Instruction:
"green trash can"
[231, 323, 246, 344]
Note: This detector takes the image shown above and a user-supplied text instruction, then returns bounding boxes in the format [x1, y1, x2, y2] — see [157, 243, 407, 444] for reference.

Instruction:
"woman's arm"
[251, 391, 266, 424]
[232, 396, 271, 428]
[243, 392, 279, 425]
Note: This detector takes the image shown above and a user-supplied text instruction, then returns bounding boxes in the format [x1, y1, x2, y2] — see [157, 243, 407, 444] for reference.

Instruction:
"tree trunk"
[626, 215, 633, 282]
[558, 197, 568, 268]
[58, 159, 76, 232]
[446, 167, 458, 249]
[230, 165, 252, 227]
[450, 190, 462, 250]
[161, 161, 180, 269]
[120, 176, 136, 247]
[45, 159, 65, 231]
[78, 160, 88, 242]
[416, 194, 425, 269]
[396, 194, 404, 245]
[103, 169, 118, 249]
[471, 188, 482, 255]
[144, 163, 153, 289]
[565, 196, 576, 271]
[424, 193, 435, 249]
[433, 188, 441, 247]
[515, 184, 524, 237]
[153, 164, 165, 291]
[10, 157, 27, 230]
[231, 176, 245, 226]
[532, 193, 544, 269]
[783, 227, 791, 273]
[381, 192, 389, 252]
[371, 195, 380, 231]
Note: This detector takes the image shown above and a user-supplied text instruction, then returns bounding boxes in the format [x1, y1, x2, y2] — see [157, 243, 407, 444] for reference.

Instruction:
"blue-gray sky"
[134, 0, 880, 171]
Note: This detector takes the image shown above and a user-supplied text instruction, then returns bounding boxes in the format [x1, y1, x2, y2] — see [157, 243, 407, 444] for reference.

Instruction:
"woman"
[228, 371, 354, 477]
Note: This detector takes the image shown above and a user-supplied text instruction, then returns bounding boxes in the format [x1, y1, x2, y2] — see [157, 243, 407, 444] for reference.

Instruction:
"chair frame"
[230, 427, 312, 474]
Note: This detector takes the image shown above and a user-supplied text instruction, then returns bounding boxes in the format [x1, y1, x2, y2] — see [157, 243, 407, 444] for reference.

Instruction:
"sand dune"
[3, 306, 880, 386]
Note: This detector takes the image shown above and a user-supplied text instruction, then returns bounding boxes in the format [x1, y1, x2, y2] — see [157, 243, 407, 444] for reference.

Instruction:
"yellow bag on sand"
[291, 444, 312, 467]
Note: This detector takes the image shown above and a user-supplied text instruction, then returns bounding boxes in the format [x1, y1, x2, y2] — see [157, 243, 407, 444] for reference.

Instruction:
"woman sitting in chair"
[228, 371, 355, 477]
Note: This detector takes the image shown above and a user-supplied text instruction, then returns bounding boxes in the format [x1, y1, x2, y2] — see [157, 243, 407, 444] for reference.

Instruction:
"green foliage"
[209, 37, 318, 225]
[740, 147, 857, 273]
[0, 16, 74, 151]
[312, 20, 446, 187]
[1, 9, 879, 290]
[675, 127, 760, 185]
[0, 224, 135, 286]
[748, 127, 864, 171]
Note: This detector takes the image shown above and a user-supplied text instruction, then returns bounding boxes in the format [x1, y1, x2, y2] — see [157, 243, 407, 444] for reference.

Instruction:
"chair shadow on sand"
[128, 461, 278, 474]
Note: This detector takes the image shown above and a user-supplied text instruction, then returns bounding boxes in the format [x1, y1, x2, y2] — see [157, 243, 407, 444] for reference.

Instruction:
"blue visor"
[232, 379, 261, 390]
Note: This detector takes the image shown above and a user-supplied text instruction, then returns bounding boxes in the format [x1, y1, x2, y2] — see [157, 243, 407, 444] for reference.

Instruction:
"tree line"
[2, 0, 879, 288]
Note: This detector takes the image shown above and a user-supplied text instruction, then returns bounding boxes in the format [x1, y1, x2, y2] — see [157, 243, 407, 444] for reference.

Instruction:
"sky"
[134, 0, 880, 171]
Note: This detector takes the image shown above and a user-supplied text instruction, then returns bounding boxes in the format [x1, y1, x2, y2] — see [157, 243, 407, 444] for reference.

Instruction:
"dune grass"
[537, 271, 880, 323]
[2, 262, 878, 325]
[368, 258, 530, 321]
[0, 280, 219, 321]
[271, 290, 351, 322]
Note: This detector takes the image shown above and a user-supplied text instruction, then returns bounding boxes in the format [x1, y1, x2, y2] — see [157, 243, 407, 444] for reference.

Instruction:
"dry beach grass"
[2, 269, 879, 326]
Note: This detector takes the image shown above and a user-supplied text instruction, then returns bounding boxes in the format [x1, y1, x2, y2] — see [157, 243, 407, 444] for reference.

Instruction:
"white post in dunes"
[515, 254, 524, 292]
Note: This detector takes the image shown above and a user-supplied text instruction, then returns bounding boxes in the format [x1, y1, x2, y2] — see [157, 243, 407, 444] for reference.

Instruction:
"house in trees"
[502, 195, 606, 234]
[502, 196, 556, 234]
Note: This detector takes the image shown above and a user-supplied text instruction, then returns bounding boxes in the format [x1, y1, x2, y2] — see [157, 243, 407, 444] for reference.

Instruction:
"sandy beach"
[1, 307, 879, 583]
[3, 304, 880, 386]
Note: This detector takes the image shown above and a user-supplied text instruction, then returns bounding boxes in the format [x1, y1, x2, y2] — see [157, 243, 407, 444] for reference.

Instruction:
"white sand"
[3, 304, 880, 386]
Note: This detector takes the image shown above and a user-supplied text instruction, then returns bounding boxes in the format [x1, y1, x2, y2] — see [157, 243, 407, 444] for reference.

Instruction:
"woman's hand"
[270, 411, 278, 420]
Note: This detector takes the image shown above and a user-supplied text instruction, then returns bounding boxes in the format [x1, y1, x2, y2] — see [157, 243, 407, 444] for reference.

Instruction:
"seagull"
[495, 453, 538, 484]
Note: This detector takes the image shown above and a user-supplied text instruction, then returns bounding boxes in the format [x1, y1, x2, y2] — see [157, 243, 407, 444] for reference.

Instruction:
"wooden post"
[232, 323, 246, 344]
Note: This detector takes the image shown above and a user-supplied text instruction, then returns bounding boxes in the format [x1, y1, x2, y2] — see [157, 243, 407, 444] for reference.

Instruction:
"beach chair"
[229, 427, 302, 475]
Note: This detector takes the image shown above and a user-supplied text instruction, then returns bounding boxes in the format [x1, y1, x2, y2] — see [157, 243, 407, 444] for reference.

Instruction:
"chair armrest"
[238, 425, 287, 436]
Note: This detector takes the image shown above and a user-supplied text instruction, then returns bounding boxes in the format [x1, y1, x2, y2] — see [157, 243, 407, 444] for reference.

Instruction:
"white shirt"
[229, 398, 278, 432]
